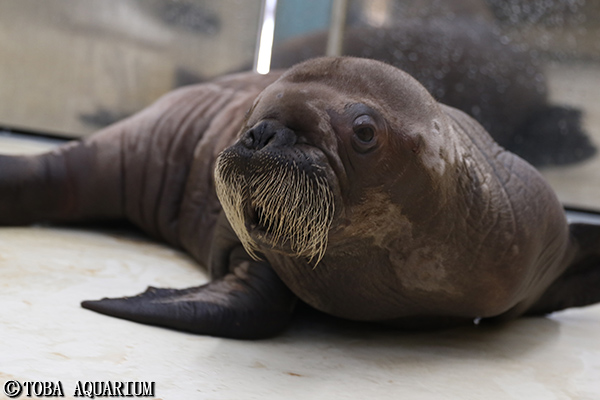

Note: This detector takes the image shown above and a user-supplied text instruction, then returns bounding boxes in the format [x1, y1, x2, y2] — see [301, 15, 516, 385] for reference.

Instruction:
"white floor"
[1, 132, 600, 399]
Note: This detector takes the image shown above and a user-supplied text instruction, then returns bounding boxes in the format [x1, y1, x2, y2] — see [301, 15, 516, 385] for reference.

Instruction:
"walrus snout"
[214, 131, 336, 263]
[240, 119, 296, 151]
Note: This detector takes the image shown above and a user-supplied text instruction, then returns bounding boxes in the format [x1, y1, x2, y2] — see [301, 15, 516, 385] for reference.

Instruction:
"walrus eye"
[352, 115, 377, 150]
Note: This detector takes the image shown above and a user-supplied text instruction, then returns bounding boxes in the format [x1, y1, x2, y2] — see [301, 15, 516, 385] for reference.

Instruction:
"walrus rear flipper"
[509, 106, 596, 167]
[0, 142, 122, 225]
[82, 260, 297, 339]
[526, 223, 600, 316]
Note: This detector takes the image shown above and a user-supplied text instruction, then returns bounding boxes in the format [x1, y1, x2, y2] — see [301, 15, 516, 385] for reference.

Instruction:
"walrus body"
[2, 57, 600, 339]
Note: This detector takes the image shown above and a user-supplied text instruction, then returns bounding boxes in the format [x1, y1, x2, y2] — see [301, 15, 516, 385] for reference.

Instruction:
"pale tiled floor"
[2, 60, 600, 399]
[1, 217, 600, 400]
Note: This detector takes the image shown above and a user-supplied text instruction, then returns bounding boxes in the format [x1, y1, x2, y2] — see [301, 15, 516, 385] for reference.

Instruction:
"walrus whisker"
[215, 156, 263, 260]
[215, 151, 334, 265]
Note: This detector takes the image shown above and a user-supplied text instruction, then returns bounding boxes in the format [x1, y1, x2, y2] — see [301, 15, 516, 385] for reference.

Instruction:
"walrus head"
[215, 57, 462, 264]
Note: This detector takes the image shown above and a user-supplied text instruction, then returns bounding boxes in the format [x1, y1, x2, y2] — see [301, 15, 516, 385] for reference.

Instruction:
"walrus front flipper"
[526, 223, 600, 315]
[81, 260, 297, 339]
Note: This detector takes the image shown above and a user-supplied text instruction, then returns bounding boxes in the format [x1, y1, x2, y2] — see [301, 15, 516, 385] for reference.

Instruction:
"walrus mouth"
[246, 204, 289, 249]
[249, 204, 277, 234]
[214, 149, 334, 264]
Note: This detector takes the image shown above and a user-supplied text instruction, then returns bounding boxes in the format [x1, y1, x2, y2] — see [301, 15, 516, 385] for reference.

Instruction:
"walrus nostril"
[241, 120, 297, 150]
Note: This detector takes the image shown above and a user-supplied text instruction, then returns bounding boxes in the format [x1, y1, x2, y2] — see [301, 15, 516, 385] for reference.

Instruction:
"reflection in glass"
[270, 0, 600, 209]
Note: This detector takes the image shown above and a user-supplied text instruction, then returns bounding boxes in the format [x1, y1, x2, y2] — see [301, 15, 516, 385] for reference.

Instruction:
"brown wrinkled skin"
[0, 71, 281, 267]
[232, 57, 572, 326]
[1, 57, 598, 338]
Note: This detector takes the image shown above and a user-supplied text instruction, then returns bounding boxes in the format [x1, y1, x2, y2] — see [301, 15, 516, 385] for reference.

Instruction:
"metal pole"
[326, 0, 348, 56]
[254, 0, 278, 74]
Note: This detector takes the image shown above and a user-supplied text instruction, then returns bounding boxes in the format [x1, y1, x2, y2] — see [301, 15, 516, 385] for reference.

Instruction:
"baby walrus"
[1, 57, 599, 339]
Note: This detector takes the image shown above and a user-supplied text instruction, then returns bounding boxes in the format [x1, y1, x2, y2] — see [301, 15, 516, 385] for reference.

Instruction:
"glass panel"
[270, 0, 600, 211]
[0, 0, 261, 137]
[274, 0, 332, 44]
[1, 0, 598, 211]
